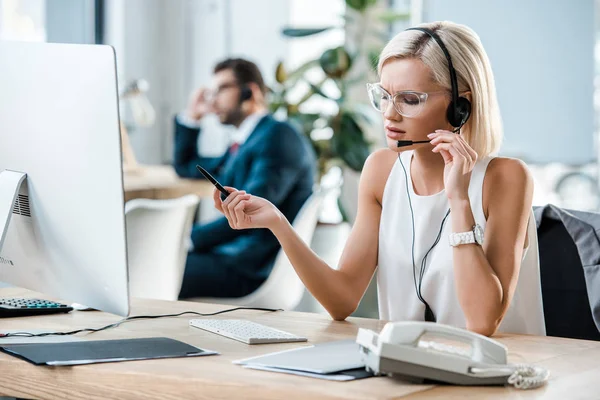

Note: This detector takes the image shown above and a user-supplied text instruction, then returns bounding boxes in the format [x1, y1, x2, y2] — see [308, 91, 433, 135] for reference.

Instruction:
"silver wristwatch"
[449, 224, 484, 247]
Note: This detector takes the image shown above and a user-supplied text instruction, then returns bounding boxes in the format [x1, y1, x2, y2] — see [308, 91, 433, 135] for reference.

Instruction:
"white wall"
[187, 0, 290, 88]
[104, 0, 189, 165]
[423, 0, 594, 164]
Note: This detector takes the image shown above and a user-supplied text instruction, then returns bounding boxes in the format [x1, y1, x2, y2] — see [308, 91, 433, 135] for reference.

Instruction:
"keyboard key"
[189, 319, 307, 345]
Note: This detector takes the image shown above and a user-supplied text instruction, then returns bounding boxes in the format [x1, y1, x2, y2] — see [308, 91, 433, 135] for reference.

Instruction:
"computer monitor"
[0, 41, 129, 316]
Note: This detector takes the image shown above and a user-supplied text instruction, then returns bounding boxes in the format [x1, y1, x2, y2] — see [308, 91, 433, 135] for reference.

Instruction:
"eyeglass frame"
[204, 81, 243, 102]
[366, 82, 450, 118]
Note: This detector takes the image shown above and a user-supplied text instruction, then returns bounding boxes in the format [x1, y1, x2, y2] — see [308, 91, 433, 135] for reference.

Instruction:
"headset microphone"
[397, 140, 430, 148]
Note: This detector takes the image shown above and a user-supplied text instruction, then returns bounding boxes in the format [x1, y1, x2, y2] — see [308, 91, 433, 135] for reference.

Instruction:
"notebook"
[0, 337, 217, 366]
[233, 339, 373, 381]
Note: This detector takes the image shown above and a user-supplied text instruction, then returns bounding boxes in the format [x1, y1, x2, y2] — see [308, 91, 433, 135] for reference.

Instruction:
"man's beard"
[220, 106, 246, 127]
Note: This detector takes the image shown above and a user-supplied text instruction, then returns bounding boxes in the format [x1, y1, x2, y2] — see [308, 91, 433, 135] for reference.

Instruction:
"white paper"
[233, 340, 364, 374]
[242, 364, 356, 381]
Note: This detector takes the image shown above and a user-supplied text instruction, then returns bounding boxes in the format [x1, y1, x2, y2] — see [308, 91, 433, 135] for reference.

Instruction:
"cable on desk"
[0, 307, 283, 338]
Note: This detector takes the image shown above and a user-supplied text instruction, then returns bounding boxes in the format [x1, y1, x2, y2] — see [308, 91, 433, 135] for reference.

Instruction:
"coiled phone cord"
[470, 364, 550, 389]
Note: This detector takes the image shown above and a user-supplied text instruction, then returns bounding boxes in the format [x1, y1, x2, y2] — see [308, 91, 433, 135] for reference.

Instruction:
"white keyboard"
[189, 319, 308, 345]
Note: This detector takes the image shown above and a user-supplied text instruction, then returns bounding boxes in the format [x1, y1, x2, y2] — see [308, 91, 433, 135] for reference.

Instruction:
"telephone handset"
[356, 321, 548, 389]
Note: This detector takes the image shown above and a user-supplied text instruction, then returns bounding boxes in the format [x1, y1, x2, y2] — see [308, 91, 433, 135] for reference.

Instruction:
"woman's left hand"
[429, 129, 478, 201]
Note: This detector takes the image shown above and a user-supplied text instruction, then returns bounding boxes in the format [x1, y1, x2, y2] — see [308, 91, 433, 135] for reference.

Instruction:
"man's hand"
[185, 88, 213, 121]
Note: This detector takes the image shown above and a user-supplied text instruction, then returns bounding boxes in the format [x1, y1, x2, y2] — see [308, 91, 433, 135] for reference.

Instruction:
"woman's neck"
[409, 147, 446, 196]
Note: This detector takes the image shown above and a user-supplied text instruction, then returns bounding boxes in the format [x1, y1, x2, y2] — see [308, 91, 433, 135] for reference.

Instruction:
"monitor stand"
[0, 170, 27, 251]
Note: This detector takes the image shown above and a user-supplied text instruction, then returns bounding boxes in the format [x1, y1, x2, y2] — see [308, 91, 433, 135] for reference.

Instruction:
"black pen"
[196, 165, 230, 200]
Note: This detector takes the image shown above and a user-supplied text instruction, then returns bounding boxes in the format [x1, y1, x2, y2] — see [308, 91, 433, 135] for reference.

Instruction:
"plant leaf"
[345, 0, 377, 12]
[342, 103, 379, 127]
[286, 59, 320, 85]
[331, 112, 371, 171]
[375, 10, 410, 23]
[309, 83, 338, 101]
[275, 61, 287, 84]
[367, 48, 381, 72]
[288, 113, 323, 159]
[319, 46, 352, 79]
[282, 27, 334, 37]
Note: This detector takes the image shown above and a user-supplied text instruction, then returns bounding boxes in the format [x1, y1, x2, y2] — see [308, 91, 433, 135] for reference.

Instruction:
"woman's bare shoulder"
[486, 157, 531, 183]
[361, 148, 398, 205]
[483, 157, 533, 217]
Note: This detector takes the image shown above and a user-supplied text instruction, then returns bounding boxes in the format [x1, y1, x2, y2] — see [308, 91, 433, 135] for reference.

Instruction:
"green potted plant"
[269, 0, 410, 178]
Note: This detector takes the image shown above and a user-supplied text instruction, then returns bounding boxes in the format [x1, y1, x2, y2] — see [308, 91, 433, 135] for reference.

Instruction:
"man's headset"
[239, 86, 253, 102]
[396, 27, 471, 148]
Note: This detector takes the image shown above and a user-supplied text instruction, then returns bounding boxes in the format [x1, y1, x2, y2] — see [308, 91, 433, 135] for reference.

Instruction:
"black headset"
[406, 27, 471, 131]
[239, 86, 252, 102]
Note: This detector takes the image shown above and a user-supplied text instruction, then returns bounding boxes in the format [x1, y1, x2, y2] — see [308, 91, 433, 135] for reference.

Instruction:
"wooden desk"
[0, 288, 599, 400]
[123, 165, 213, 202]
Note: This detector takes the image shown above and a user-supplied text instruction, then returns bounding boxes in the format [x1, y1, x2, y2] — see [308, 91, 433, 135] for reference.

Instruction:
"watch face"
[474, 225, 484, 244]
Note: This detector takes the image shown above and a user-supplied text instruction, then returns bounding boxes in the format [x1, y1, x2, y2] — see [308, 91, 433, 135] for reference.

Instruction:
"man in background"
[173, 58, 316, 299]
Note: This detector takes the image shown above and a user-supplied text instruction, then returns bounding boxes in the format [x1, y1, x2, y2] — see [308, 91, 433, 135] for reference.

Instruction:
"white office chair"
[126, 194, 200, 301]
[193, 188, 326, 310]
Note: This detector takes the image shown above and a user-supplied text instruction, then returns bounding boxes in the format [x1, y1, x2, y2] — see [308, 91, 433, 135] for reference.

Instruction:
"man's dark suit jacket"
[173, 114, 316, 282]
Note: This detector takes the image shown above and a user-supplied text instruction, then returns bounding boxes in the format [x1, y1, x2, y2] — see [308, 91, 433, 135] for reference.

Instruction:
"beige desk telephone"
[356, 321, 549, 389]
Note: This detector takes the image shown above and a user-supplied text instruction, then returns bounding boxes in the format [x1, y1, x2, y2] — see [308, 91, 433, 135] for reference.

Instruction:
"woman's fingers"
[225, 193, 250, 227]
[234, 199, 249, 228]
[454, 134, 477, 165]
[212, 188, 224, 213]
[217, 187, 241, 226]
[431, 131, 476, 172]
[222, 190, 245, 227]
[429, 131, 455, 144]
[453, 137, 474, 171]
[432, 142, 463, 162]
[461, 137, 478, 162]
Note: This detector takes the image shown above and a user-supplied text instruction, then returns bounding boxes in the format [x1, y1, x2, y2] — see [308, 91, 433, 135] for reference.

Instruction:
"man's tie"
[229, 142, 240, 156]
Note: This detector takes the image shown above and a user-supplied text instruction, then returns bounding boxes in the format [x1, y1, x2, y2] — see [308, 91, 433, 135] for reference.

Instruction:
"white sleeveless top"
[377, 150, 546, 335]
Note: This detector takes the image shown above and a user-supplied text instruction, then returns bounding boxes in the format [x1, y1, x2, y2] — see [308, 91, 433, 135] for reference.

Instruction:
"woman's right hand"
[213, 187, 283, 230]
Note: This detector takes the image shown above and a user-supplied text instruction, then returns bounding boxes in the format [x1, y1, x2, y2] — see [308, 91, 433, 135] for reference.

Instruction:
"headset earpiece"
[447, 96, 471, 129]
[406, 27, 472, 131]
[240, 86, 252, 102]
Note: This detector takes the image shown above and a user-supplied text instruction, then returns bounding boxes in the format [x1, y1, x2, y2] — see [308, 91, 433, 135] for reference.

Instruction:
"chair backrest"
[535, 204, 600, 341]
[126, 194, 199, 301]
[233, 188, 326, 310]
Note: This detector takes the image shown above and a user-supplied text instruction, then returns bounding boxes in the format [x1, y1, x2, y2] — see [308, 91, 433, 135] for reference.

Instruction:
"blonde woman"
[212, 21, 545, 337]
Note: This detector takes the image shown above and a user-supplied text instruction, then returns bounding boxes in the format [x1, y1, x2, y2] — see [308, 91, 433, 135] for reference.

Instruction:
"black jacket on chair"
[534, 204, 600, 340]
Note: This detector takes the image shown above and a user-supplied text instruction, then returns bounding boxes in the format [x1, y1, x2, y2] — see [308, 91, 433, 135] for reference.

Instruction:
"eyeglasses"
[205, 82, 240, 101]
[366, 83, 448, 118]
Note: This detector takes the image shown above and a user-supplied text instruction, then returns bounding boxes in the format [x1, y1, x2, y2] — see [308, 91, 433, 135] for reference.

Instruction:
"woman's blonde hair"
[378, 21, 502, 158]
